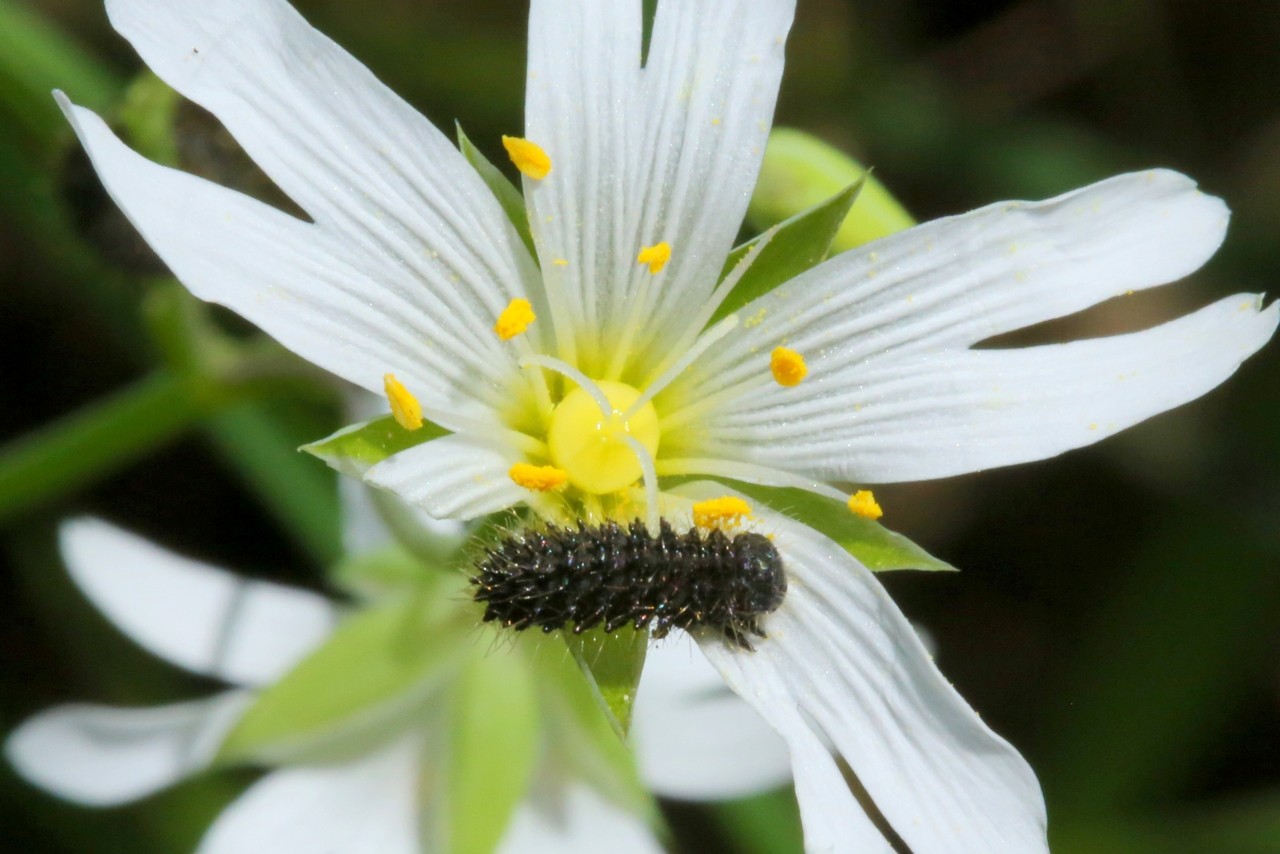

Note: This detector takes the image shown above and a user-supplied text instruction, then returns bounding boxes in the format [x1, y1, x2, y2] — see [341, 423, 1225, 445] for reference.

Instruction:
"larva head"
[732, 532, 787, 616]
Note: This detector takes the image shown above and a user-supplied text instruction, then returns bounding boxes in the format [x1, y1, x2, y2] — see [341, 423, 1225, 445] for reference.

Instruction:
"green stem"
[0, 371, 219, 520]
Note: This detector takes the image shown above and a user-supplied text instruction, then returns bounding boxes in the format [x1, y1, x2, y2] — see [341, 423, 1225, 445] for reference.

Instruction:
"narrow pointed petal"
[499, 782, 665, 854]
[198, 738, 420, 854]
[364, 434, 527, 521]
[6, 692, 251, 806]
[686, 490, 1048, 853]
[61, 519, 335, 687]
[684, 170, 1231, 391]
[67, 0, 545, 424]
[632, 632, 790, 800]
[524, 0, 793, 374]
[686, 293, 1277, 483]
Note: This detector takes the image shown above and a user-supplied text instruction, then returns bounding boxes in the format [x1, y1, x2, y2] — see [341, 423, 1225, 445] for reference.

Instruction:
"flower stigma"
[494, 298, 536, 341]
[692, 496, 753, 530]
[637, 241, 672, 274]
[509, 462, 568, 492]
[770, 346, 808, 386]
[501, 135, 551, 180]
[546, 380, 660, 494]
[383, 373, 424, 430]
[848, 489, 884, 520]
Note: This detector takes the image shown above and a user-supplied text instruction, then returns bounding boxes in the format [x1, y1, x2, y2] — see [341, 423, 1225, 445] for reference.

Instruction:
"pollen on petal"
[494, 298, 536, 340]
[693, 496, 753, 530]
[509, 463, 568, 492]
[770, 346, 808, 387]
[847, 490, 883, 520]
[383, 373, 424, 431]
[636, 242, 672, 274]
[502, 135, 552, 180]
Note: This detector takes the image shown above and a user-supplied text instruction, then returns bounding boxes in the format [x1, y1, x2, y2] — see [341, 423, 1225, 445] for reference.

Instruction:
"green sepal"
[712, 178, 863, 324]
[301, 414, 448, 477]
[749, 127, 916, 252]
[217, 581, 471, 765]
[456, 122, 537, 258]
[527, 635, 662, 831]
[330, 545, 436, 601]
[442, 645, 541, 854]
[724, 481, 956, 573]
[563, 625, 649, 739]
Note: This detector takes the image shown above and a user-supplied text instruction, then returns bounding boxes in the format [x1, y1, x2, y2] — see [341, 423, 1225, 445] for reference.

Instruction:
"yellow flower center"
[547, 381, 660, 494]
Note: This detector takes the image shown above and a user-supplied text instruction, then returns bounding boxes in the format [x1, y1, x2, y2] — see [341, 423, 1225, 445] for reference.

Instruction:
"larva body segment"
[471, 519, 786, 649]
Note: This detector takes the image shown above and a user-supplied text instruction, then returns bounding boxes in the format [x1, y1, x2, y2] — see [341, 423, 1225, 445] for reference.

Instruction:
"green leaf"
[711, 178, 863, 323]
[116, 73, 181, 167]
[724, 481, 956, 572]
[444, 646, 541, 854]
[714, 787, 805, 854]
[0, 0, 122, 149]
[302, 414, 449, 477]
[456, 122, 536, 258]
[748, 127, 916, 252]
[564, 625, 649, 738]
[527, 635, 661, 830]
[218, 585, 470, 765]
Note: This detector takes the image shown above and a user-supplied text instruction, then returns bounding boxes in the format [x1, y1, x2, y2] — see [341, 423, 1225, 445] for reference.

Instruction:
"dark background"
[2, 0, 1279, 850]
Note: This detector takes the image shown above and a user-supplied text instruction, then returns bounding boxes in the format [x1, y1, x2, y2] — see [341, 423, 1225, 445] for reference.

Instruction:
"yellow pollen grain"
[770, 346, 808, 387]
[693, 496, 753, 529]
[494, 298, 536, 340]
[552, 258, 569, 267]
[508, 463, 568, 492]
[637, 242, 672, 274]
[501, 135, 552, 180]
[383, 373, 424, 431]
[847, 490, 883, 521]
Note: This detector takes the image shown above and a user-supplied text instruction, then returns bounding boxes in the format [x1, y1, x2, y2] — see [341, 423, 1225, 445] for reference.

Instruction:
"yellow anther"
[770, 346, 808, 387]
[547, 381, 660, 494]
[692, 496, 753, 530]
[494, 298, 536, 341]
[383, 373, 424, 431]
[502, 135, 552, 180]
[509, 463, 568, 492]
[636, 242, 672, 274]
[847, 490, 883, 521]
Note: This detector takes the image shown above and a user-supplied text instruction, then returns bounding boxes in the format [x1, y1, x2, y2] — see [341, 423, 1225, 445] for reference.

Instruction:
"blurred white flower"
[6, 518, 789, 851]
[55, 0, 1276, 849]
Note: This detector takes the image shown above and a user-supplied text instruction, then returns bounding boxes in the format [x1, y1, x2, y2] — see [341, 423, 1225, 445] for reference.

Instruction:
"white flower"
[55, 0, 1276, 850]
[6, 517, 788, 851]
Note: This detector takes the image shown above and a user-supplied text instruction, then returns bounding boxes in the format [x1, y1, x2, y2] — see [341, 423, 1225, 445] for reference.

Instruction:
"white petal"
[689, 293, 1277, 483]
[684, 170, 1232, 388]
[198, 737, 420, 854]
[6, 691, 251, 806]
[68, 0, 543, 425]
[60, 519, 335, 687]
[524, 0, 793, 375]
[364, 434, 527, 521]
[499, 782, 664, 854]
[632, 632, 791, 800]
[694, 499, 1048, 853]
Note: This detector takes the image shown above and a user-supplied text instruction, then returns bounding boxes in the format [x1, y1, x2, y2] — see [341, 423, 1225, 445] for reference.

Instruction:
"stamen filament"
[655, 456, 849, 503]
[625, 314, 740, 420]
[650, 226, 778, 380]
[621, 435, 660, 532]
[519, 354, 614, 418]
[659, 371, 772, 434]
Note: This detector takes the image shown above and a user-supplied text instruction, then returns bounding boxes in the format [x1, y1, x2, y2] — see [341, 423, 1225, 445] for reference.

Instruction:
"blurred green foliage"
[2, 0, 1280, 852]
